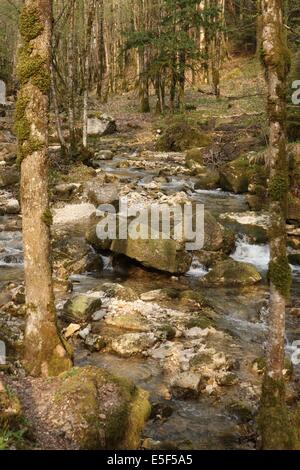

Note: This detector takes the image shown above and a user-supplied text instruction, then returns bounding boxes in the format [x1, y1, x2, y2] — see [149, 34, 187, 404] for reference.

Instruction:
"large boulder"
[156, 122, 211, 152]
[53, 203, 96, 228]
[86, 209, 232, 273]
[186, 147, 205, 165]
[220, 211, 270, 243]
[111, 238, 192, 274]
[186, 147, 220, 189]
[203, 210, 233, 252]
[199, 258, 262, 287]
[219, 157, 250, 194]
[193, 167, 220, 190]
[87, 114, 117, 137]
[13, 366, 150, 450]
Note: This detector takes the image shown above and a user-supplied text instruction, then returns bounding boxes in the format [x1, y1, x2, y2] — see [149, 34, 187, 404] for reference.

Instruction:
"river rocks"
[0, 313, 24, 355]
[141, 288, 179, 302]
[199, 259, 262, 287]
[156, 122, 211, 152]
[4, 198, 20, 214]
[0, 166, 19, 188]
[101, 283, 139, 302]
[84, 334, 107, 352]
[220, 211, 270, 243]
[86, 201, 231, 273]
[53, 203, 96, 227]
[0, 196, 20, 215]
[288, 252, 300, 265]
[203, 210, 233, 252]
[186, 147, 204, 165]
[63, 293, 102, 323]
[63, 323, 81, 339]
[216, 372, 238, 387]
[110, 333, 157, 357]
[111, 238, 192, 274]
[53, 183, 81, 201]
[171, 372, 202, 398]
[85, 181, 120, 208]
[53, 234, 103, 277]
[87, 114, 117, 137]
[106, 310, 151, 332]
[10, 366, 150, 450]
[219, 157, 250, 194]
[94, 149, 114, 161]
[193, 167, 220, 190]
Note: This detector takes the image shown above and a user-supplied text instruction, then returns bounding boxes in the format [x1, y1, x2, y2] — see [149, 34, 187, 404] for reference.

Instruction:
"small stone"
[110, 332, 157, 357]
[5, 199, 20, 214]
[78, 324, 92, 340]
[64, 323, 81, 339]
[85, 334, 107, 352]
[63, 293, 102, 323]
[171, 372, 202, 398]
[216, 372, 238, 387]
[92, 310, 106, 321]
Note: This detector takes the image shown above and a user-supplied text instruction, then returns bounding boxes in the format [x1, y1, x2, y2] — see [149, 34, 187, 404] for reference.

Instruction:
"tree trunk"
[67, 0, 76, 154]
[16, 0, 72, 377]
[50, 62, 67, 155]
[258, 0, 296, 450]
[82, 0, 96, 148]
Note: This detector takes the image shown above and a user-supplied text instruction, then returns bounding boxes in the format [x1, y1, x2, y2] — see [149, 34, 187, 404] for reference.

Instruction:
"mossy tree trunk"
[259, 0, 296, 450]
[16, 0, 72, 377]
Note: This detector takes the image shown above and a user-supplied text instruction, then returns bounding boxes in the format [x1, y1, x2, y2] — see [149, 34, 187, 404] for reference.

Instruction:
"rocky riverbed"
[1, 94, 300, 449]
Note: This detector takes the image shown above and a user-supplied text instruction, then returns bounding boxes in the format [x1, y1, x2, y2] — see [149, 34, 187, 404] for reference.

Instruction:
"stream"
[1, 152, 300, 450]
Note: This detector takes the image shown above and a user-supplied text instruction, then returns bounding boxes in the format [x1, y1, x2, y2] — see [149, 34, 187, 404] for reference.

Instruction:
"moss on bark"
[258, 375, 298, 450]
[268, 256, 292, 300]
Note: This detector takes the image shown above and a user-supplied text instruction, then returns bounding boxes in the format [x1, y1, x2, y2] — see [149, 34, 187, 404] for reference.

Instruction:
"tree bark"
[82, 0, 96, 148]
[259, 0, 296, 450]
[16, 0, 72, 377]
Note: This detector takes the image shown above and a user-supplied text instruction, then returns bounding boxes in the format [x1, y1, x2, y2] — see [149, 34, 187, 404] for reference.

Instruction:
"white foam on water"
[231, 236, 270, 272]
[186, 258, 208, 278]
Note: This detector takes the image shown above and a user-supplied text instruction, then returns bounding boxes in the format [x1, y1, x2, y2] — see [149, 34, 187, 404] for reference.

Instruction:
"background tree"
[15, 0, 72, 377]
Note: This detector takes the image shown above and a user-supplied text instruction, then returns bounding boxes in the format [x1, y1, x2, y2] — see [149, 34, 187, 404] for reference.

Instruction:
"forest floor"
[1, 56, 300, 450]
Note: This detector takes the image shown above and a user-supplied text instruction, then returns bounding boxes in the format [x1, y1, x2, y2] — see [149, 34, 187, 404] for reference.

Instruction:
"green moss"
[185, 313, 215, 330]
[156, 122, 212, 152]
[260, 30, 291, 81]
[122, 388, 151, 450]
[268, 256, 292, 299]
[53, 366, 150, 450]
[17, 137, 44, 166]
[14, 94, 30, 143]
[42, 208, 53, 227]
[17, 50, 49, 93]
[19, 5, 43, 41]
[258, 375, 298, 450]
[179, 290, 208, 306]
[268, 173, 289, 201]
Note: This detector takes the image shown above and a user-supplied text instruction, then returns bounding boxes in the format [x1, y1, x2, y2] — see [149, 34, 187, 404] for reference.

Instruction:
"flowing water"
[1, 153, 300, 450]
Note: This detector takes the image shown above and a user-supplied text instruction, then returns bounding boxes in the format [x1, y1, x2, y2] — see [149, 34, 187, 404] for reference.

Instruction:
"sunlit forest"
[0, 0, 300, 452]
